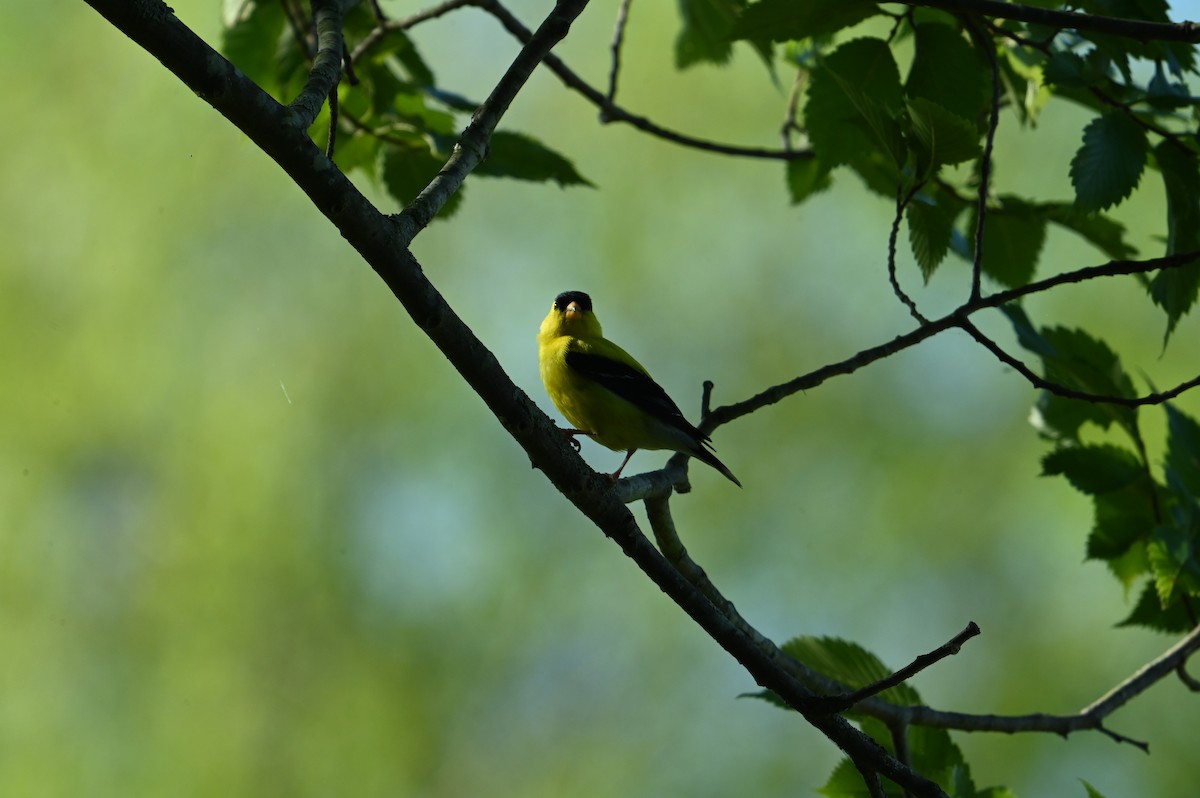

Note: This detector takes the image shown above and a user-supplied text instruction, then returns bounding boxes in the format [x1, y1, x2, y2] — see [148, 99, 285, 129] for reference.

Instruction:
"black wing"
[565, 350, 708, 443]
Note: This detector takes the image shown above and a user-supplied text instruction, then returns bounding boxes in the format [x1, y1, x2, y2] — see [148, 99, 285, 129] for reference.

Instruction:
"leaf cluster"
[220, 0, 591, 219]
[692, 0, 1200, 339]
[1004, 305, 1200, 632]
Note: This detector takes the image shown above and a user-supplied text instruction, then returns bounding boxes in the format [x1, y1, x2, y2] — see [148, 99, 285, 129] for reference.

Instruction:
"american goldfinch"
[537, 290, 741, 487]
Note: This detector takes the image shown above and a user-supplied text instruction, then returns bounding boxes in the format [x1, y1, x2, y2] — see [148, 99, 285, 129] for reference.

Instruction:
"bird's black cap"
[554, 291, 592, 311]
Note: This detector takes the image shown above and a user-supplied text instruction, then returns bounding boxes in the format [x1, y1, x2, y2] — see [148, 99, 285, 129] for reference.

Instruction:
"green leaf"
[818, 758, 875, 798]
[331, 131, 382, 176]
[907, 191, 960, 280]
[1165, 405, 1200, 495]
[378, 140, 463, 219]
[1004, 307, 1139, 438]
[967, 198, 1046, 287]
[1106, 540, 1150, 591]
[221, 0, 287, 95]
[676, 0, 740, 67]
[734, 0, 879, 42]
[1088, 489, 1156, 560]
[1070, 111, 1148, 212]
[785, 156, 832, 204]
[1081, 779, 1108, 798]
[1147, 521, 1200, 606]
[781, 636, 921, 707]
[1117, 579, 1194, 632]
[805, 38, 904, 187]
[1042, 444, 1143, 495]
[906, 97, 982, 176]
[1041, 203, 1136, 260]
[905, 23, 991, 125]
[475, 131, 594, 187]
[1147, 142, 1200, 341]
[1042, 51, 1102, 89]
[373, 28, 435, 86]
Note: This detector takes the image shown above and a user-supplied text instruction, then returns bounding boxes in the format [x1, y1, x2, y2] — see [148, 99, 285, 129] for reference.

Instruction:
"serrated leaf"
[676, 0, 740, 68]
[1165, 405, 1200, 495]
[1042, 51, 1100, 89]
[734, 0, 879, 42]
[967, 198, 1046, 287]
[906, 97, 982, 177]
[374, 28, 435, 86]
[907, 192, 958, 280]
[1117, 579, 1194, 632]
[1070, 111, 1148, 212]
[905, 23, 991, 125]
[785, 156, 832, 204]
[818, 758, 872, 798]
[473, 131, 593, 187]
[331, 131, 382, 176]
[221, 0, 287, 95]
[1004, 307, 1140, 438]
[1088, 490, 1155, 560]
[1042, 203, 1136, 259]
[1106, 540, 1150, 591]
[378, 142, 463, 219]
[1042, 444, 1143, 495]
[806, 39, 902, 189]
[781, 636, 921, 707]
[1147, 142, 1200, 342]
[1147, 520, 1200, 605]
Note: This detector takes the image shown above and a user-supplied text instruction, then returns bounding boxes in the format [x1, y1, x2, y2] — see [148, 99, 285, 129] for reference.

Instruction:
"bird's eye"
[554, 291, 592, 312]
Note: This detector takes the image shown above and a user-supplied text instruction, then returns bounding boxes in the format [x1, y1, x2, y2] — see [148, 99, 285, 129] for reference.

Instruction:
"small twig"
[963, 17, 1001, 303]
[396, 0, 593, 241]
[326, 82, 339, 157]
[1177, 661, 1200, 692]
[816, 623, 982, 714]
[289, 0, 346, 130]
[889, 183, 930, 323]
[350, 0, 476, 66]
[780, 69, 806, 151]
[605, 0, 633, 109]
[905, 0, 1200, 43]
[477, 0, 811, 161]
[851, 759, 887, 798]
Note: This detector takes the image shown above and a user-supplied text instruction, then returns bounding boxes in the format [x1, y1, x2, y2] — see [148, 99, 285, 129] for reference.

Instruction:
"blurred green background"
[4, 1, 1200, 795]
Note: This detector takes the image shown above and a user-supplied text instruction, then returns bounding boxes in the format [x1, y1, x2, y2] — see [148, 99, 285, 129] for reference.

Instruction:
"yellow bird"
[538, 290, 741, 486]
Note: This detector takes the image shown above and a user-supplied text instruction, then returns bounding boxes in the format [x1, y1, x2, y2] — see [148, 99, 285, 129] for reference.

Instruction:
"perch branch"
[80, 4, 948, 794]
[905, 0, 1200, 43]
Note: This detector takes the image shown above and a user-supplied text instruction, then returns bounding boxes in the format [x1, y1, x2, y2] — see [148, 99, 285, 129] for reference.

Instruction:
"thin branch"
[396, 0, 592, 242]
[816, 623, 982, 713]
[905, 0, 1200, 43]
[289, 0, 346, 129]
[889, 184, 929, 324]
[325, 81, 339, 158]
[963, 16, 1001, 304]
[476, 0, 810, 161]
[605, 0, 633, 107]
[1178, 661, 1200, 692]
[898, 622, 1200, 749]
[706, 251, 1200, 432]
[349, 0, 475, 65]
[780, 68, 806, 150]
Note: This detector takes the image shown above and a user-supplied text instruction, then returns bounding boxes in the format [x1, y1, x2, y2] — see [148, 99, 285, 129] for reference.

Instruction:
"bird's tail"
[692, 443, 742, 488]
